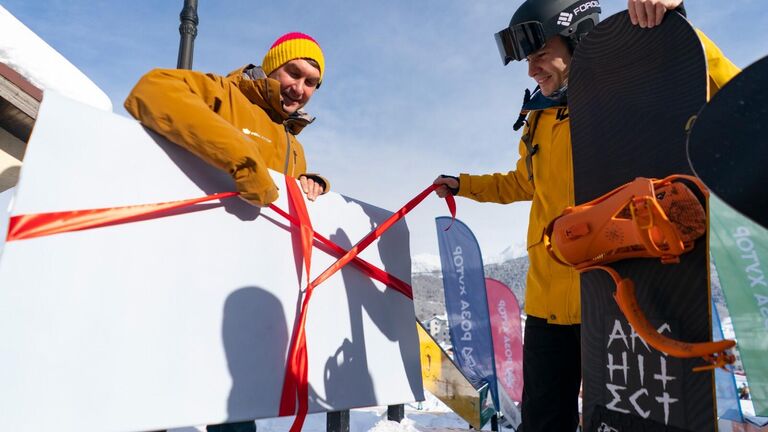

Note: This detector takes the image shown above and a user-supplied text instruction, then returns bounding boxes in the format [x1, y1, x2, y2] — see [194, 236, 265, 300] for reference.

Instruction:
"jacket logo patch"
[242, 128, 272, 143]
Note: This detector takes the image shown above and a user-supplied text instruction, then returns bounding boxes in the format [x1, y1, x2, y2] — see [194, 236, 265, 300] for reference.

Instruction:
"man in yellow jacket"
[126, 32, 331, 432]
[125, 32, 329, 207]
[434, 0, 739, 430]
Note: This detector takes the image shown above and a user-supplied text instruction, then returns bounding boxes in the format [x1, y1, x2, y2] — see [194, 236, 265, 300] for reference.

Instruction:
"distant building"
[424, 314, 451, 348]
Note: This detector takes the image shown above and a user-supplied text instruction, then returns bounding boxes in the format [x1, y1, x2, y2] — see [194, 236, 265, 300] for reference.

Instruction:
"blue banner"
[435, 216, 499, 410]
[713, 301, 743, 422]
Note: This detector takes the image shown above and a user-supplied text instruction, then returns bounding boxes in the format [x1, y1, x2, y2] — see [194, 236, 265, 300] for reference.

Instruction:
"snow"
[485, 243, 527, 264]
[721, 316, 737, 340]
[411, 253, 442, 274]
[0, 5, 112, 111]
[411, 243, 528, 274]
[167, 391, 480, 432]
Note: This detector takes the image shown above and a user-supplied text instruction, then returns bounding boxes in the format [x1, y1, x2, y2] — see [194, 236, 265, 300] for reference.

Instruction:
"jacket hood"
[227, 64, 315, 135]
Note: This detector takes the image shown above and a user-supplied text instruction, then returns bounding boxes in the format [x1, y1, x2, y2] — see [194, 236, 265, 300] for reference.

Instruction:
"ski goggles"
[494, 21, 546, 64]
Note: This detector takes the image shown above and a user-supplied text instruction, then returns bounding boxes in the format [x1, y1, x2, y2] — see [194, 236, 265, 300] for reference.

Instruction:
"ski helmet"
[495, 0, 601, 64]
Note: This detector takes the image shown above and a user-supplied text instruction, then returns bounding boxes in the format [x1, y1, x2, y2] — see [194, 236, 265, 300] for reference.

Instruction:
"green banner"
[710, 196, 768, 416]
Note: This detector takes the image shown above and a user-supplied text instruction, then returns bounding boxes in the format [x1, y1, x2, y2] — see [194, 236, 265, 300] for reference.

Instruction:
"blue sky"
[3, 0, 767, 260]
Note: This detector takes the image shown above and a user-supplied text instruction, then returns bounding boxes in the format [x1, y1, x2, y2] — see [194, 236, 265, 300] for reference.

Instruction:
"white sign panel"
[0, 92, 423, 431]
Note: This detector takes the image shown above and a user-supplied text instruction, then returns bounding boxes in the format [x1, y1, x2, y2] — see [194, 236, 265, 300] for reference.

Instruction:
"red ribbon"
[277, 183, 454, 431]
[6, 192, 239, 241]
[4, 180, 456, 430]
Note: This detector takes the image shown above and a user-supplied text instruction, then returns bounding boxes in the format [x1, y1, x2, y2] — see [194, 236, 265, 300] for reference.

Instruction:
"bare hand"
[299, 175, 324, 202]
[433, 175, 459, 198]
[628, 0, 682, 28]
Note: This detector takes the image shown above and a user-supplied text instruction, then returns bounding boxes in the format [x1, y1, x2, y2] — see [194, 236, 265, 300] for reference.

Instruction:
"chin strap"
[544, 175, 736, 371]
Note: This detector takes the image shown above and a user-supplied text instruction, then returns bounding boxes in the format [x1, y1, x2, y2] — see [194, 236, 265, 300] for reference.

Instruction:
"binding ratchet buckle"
[543, 175, 736, 371]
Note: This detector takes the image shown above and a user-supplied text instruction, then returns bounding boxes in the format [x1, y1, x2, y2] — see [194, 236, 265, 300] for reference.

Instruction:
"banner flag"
[436, 216, 499, 409]
[710, 195, 768, 416]
[485, 277, 524, 403]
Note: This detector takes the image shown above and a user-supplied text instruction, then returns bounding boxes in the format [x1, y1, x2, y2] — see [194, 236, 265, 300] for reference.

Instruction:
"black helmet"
[495, 0, 601, 64]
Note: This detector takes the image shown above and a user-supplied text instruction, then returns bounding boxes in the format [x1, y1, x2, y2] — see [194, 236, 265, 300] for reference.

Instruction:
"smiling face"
[267, 58, 321, 114]
[526, 36, 572, 97]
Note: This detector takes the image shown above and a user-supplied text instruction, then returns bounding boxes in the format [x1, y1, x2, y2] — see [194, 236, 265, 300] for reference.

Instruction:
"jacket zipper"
[282, 127, 292, 176]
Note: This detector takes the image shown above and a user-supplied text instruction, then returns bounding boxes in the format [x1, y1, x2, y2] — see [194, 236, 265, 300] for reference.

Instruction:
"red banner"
[485, 277, 523, 402]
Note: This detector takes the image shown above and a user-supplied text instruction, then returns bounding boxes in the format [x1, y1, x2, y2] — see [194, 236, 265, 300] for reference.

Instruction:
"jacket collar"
[227, 64, 314, 135]
[522, 85, 567, 111]
[512, 85, 568, 131]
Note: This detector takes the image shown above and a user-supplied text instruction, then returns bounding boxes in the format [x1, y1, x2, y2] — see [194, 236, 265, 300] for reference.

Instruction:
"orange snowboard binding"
[544, 175, 736, 370]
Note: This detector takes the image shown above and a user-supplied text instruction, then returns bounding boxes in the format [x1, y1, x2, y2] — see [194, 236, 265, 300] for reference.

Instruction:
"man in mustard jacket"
[125, 32, 329, 207]
[434, 0, 739, 430]
[126, 32, 331, 432]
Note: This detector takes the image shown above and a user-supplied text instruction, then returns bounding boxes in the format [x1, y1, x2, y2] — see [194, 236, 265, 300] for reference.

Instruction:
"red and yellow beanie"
[261, 32, 325, 83]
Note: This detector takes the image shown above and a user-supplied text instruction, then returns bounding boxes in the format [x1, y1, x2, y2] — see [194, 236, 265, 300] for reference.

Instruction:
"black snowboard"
[687, 55, 768, 229]
[569, 11, 716, 432]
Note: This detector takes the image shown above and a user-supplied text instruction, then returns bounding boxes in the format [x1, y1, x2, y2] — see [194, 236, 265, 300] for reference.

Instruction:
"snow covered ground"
[167, 391, 491, 432]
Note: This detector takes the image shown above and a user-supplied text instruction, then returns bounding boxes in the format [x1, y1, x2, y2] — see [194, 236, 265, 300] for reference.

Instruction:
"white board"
[0, 92, 423, 431]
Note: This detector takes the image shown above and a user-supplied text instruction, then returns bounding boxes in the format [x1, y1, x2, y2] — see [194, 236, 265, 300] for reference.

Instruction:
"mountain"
[411, 253, 443, 274]
[411, 254, 529, 324]
[486, 243, 528, 264]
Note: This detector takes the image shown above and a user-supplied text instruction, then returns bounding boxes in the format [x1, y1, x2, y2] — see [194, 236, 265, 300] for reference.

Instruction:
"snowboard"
[569, 11, 717, 431]
[687, 54, 768, 229]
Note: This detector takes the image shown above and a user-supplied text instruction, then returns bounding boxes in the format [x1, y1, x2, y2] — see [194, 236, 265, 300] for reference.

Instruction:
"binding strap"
[542, 174, 736, 369]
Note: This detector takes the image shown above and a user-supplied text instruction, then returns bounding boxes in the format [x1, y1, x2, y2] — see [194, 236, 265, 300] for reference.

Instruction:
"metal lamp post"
[176, 0, 199, 69]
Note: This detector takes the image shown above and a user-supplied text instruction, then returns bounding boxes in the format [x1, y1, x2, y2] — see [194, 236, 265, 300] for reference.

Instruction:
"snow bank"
[169, 392, 471, 431]
[0, 5, 112, 111]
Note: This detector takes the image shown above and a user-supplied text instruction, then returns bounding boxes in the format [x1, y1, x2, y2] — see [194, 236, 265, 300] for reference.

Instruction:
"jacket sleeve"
[124, 68, 278, 205]
[696, 29, 741, 95]
[456, 137, 534, 204]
